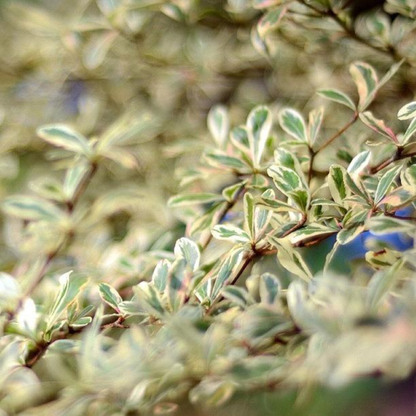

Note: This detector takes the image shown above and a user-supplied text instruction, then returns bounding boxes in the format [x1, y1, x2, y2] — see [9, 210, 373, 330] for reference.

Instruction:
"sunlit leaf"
[208, 105, 229, 149]
[98, 283, 122, 313]
[37, 125, 92, 157]
[317, 89, 356, 111]
[349, 62, 378, 111]
[247, 106, 272, 166]
[278, 108, 307, 142]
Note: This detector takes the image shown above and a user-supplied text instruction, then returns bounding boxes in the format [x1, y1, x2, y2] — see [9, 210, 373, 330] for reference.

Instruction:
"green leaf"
[379, 187, 412, 207]
[222, 181, 246, 202]
[268, 165, 309, 210]
[345, 172, 372, 204]
[289, 224, 338, 245]
[307, 107, 324, 148]
[274, 148, 304, 178]
[349, 62, 378, 111]
[174, 238, 200, 271]
[166, 260, 191, 312]
[268, 165, 305, 193]
[98, 283, 122, 313]
[257, 6, 287, 38]
[365, 248, 402, 269]
[212, 224, 251, 243]
[258, 193, 297, 213]
[135, 282, 165, 318]
[247, 106, 272, 167]
[152, 259, 171, 292]
[0, 272, 20, 305]
[323, 242, 340, 274]
[317, 89, 356, 111]
[168, 193, 223, 207]
[244, 193, 255, 240]
[63, 163, 90, 200]
[253, 0, 290, 9]
[221, 286, 249, 308]
[189, 379, 235, 407]
[374, 164, 402, 204]
[2, 196, 65, 222]
[205, 150, 249, 171]
[208, 105, 229, 149]
[401, 165, 416, 194]
[83, 31, 118, 70]
[211, 247, 245, 300]
[397, 101, 416, 120]
[347, 150, 371, 175]
[259, 273, 280, 305]
[278, 108, 307, 142]
[37, 125, 92, 157]
[230, 126, 250, 154]
[402, 117, 416, 144]
[378, 59, 404, 90]
[367, 216, 415, 235]
[254, 204, 272, 241]
[190, 202, 226, 236]
[337, 223, 366, 245]
[46, 272, 89, 334]
[359, 112, 398, 143]
[269, 237, 312, 281]
[366, 260, 404, 311]
[328, 165, 349, 205]
[70, 316, 93, 329]
[401, 141, 416, 157]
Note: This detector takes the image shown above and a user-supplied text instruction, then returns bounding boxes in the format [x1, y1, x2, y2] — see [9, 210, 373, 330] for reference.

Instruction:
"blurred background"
[0, 0, 415, 414]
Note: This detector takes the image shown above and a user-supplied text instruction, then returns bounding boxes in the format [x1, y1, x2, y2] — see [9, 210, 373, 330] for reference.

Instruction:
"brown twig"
[370, 148, 416, 173]
[316, 113, 358, 153]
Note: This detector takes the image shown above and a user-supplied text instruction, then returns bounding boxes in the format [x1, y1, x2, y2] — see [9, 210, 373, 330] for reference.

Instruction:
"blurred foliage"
[0, 0, 415, 414]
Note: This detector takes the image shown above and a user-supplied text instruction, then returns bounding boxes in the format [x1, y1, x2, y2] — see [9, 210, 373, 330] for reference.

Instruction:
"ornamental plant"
[0, 0, 415, 415]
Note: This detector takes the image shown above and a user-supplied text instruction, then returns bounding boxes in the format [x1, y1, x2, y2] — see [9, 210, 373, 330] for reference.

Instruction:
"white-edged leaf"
[46, 272, 89, 334]
[278, 108, 307, 142]
[398, 101, 416, 120]
[259, 273, 281, 305]
[208, 105, 229, 149]
[308, 107, 324, 148]
[269, 237, 312, 281]
[212, 224, 251, 243]
[2, 196, 65, 222]
[402, 118, 416, 144]
[367, 260, 404, 311]
[317, 89, 356, 111]
[152, 259, 171, 292]
[337, 222, 366, 245]
[63, 163, 90, 200]
[247, 106, 272, 166]
[257, 6, 287, 38]
[168, 193, 223, 207]
[328, 165, 350, 204]
[98, 283, 122, 313]
[347, 150, 371, 175]
[359, 112, 398, 143]
[174, 238, 200, 271]
[37, 125, 92, 157]
[367, 216, 415, 235]
[349, 62, 378, 111]
[374, 164, 402, 204]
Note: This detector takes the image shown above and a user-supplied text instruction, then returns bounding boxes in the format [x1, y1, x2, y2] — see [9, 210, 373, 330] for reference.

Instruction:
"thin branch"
[4, 162, 99, 325]
[316, 113, 358, 153]
[370, 148, 416, 173]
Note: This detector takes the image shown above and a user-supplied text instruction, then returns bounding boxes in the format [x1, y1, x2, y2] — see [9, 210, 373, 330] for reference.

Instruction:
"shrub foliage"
[0, 0, 415, 414]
